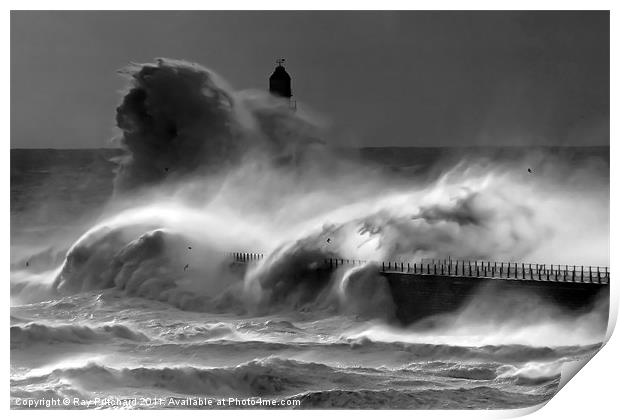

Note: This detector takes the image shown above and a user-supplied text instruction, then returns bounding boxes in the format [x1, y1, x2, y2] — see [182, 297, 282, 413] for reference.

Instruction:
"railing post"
[434, 264, 437, 275]
[581, 266, 584, 282]
[506, 262, 510, 278]
[382, 261, 385, 271]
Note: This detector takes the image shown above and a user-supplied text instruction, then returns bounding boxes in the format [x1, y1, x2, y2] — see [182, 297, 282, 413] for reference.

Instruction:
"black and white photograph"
[9, 8, 612, 411]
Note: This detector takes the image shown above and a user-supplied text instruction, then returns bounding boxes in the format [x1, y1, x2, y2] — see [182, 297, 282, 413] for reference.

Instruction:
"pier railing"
[227, 252, 609, 285]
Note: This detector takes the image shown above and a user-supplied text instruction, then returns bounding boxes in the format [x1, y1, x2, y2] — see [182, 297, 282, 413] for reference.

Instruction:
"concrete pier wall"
[384, 273, 609, 324]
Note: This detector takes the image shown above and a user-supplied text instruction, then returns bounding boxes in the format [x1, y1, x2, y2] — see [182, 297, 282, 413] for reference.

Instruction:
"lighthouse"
[269, 58, 296, 110]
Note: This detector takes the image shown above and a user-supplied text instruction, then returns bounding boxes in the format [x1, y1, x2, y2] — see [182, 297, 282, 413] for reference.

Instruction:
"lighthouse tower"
[269, 58, 296, 111]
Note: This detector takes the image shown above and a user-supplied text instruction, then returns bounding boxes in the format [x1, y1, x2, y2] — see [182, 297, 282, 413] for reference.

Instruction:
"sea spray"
[12, 58, 609, 349]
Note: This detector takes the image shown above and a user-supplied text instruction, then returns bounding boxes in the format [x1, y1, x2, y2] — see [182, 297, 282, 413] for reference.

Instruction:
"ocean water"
[10, 290, 601, 410]
[10, 147, 608, 410]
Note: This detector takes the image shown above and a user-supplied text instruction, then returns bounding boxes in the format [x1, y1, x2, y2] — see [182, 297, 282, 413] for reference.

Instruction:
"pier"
[227, 252, 609, 323]
[227, 252, 609, 285]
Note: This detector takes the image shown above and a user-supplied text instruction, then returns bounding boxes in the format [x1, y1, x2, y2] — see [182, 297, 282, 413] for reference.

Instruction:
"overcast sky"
[11, 11, 609, 148]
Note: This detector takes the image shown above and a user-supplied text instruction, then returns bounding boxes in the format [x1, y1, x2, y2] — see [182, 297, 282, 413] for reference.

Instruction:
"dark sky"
[11, 11, 609, 148]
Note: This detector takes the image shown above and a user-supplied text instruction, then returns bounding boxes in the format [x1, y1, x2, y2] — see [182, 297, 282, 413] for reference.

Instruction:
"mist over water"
[10, 58, 609, 409]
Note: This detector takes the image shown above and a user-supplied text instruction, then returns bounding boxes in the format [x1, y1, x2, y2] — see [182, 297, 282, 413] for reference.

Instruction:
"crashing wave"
[113, 58, 326, 193]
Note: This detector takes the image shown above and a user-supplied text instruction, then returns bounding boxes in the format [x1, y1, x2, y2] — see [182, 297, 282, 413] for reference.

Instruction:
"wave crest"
[10, 322, 148, 348]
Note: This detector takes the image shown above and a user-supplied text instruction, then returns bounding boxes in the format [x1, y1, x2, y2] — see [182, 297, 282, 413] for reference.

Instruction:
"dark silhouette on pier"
[269, 58, 292, 98]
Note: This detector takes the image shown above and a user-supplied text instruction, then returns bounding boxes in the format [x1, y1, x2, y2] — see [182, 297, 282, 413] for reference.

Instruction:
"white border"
[3, 3, 617, 420]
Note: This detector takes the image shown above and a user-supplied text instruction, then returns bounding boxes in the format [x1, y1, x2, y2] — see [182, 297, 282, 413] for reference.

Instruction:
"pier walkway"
[227, 252, 609, 285]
